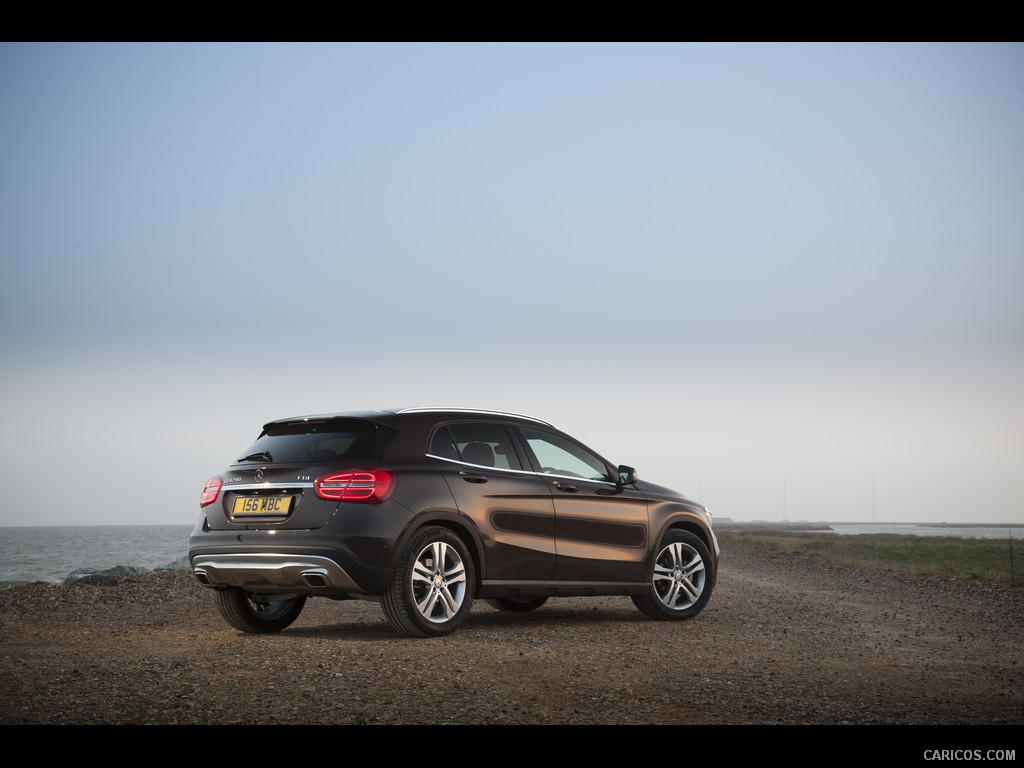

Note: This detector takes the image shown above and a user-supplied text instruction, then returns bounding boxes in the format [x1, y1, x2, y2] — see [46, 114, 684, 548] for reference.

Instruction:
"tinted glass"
[431, 423, 522, 471]
[428, 427, 460, 461]
[236, 420, 393, 464]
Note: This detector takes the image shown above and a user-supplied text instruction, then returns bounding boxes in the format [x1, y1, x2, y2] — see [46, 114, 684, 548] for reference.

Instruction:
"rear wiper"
[237, 451, 273, 463]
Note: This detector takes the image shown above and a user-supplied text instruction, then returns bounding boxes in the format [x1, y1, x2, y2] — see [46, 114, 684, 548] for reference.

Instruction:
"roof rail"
[394, 407, 552, 426]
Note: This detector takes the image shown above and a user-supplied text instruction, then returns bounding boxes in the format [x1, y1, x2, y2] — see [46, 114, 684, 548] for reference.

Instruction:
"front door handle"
[553, 481, 578, 493]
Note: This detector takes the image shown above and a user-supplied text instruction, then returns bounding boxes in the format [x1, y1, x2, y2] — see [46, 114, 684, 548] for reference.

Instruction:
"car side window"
[518, 427, 612, 482]
[429, 423, 523, 471]
[428, 427, 461, 461]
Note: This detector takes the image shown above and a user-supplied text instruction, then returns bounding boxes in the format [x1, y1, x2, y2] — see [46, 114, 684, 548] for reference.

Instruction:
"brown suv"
[189, 408, 719, 637]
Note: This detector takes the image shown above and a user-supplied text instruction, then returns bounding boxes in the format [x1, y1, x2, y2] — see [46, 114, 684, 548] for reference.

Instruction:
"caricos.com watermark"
[923, 750, 1015, 761]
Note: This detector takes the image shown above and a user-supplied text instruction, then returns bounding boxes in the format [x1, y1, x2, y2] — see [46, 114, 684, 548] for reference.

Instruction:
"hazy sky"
[1, 42, 1022, 526]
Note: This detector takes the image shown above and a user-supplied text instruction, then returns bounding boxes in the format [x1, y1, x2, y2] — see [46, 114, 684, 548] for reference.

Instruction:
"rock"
[62, 565, 150, 587]
[155, 556, 191, 573]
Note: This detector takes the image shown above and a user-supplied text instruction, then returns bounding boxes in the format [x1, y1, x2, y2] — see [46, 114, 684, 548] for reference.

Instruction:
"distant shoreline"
[715, 521, 1024, 528]
[3, 522, 1021, 588]
[0, 523, 194, 529]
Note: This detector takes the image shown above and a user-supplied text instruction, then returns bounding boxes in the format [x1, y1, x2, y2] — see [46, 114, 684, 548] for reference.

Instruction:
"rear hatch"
[206, 417, 397, 530]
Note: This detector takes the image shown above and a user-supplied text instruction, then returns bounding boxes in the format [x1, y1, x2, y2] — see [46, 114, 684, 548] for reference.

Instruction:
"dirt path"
[1, 541, 1020, 725]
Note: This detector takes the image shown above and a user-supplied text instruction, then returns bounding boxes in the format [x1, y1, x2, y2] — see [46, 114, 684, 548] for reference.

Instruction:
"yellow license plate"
[233, 496, 291, 516]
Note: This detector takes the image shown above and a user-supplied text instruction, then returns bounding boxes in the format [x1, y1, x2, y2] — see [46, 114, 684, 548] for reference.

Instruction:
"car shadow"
[274, 600, 646, 640]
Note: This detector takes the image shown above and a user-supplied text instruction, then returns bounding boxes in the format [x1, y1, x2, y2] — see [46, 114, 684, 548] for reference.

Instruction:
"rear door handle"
[460, 471, 488, 484]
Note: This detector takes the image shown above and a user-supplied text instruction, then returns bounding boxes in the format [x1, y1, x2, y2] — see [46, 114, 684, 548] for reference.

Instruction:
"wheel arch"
[649, 510, 718, 575]
[389, 511, 485, 593]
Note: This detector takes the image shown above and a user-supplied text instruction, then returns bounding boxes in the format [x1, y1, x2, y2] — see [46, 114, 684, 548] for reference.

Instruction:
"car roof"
[264, 408, 554, 429]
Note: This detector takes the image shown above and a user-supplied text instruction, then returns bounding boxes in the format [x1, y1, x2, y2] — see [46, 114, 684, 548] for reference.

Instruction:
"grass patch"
[717, 526, 1021, 582]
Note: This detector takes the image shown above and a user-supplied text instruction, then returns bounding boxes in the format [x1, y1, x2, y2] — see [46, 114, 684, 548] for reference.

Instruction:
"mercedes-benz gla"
[189, 408, 719, 637]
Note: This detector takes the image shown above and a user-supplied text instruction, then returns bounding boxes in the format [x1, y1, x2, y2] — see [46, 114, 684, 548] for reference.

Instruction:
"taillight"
[314, 469, 393, 503]
[200, 476, 223, 507]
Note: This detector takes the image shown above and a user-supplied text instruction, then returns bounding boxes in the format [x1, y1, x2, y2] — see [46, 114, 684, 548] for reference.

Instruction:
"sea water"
[0, 525, 193, 584]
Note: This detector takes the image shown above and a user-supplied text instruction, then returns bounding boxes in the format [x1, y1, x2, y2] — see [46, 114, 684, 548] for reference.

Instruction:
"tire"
[632, 529, 714, 621]
[215, 588, 306, 633]
[485, 597, 549, 612]
[382, 526, 476, 637]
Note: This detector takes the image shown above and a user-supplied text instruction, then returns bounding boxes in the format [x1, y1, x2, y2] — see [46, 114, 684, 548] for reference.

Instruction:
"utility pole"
[872, 474, 877, 524]
[783, 474, 788, 522]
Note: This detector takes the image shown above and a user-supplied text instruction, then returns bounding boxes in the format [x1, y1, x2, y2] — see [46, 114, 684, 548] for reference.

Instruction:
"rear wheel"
[382, 526, 475, 637]
[216, 588, 306, 633]
[632, 530, 714, 620]
[486, 597, 549, 612]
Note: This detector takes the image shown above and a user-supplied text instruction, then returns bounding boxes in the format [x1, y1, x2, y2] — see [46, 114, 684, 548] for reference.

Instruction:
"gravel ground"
[1, 541, 1021, 726]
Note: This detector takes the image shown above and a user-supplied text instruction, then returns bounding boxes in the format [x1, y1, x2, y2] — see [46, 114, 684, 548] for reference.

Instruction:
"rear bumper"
[189, 500, 414, 596]
[191, 553, 361, 594]
[188, 531, 397, 596]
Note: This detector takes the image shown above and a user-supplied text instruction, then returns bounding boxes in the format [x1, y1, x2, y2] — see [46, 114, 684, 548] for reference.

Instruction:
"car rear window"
[235, 419, 395, 464]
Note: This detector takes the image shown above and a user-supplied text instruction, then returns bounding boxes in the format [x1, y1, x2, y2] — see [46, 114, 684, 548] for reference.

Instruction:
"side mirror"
[617, 465, 638, 485]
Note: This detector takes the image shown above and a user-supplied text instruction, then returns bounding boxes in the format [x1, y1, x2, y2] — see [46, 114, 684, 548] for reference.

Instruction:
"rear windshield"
[234, 419, 395, 464]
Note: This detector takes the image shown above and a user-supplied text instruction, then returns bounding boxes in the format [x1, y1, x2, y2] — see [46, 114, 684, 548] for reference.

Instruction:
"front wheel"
[215, 589, 306, 633]
[382, 526, 476, 637]
[632, 530, 714, 621]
